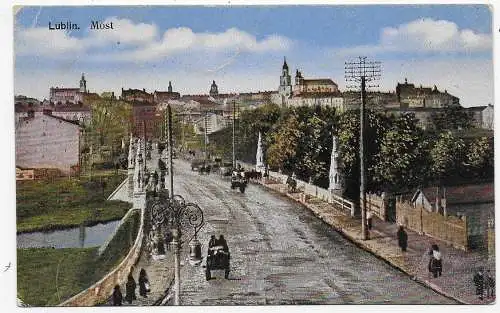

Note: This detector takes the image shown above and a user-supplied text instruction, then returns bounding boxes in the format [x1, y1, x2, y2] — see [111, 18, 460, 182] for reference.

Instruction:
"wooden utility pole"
[232, 100, 236, 168]
[345, 56, 381, 241]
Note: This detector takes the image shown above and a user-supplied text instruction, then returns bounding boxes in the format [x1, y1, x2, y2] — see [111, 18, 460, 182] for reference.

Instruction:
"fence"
[396, 200, 468, 251]
[59, 194, 146, 306]
[366, 193, 386, 221]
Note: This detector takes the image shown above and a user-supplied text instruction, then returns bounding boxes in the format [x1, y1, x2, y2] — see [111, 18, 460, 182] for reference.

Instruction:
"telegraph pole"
[345, 56, 381, 241]
[168, 104, 174, 196]
[232, 100, 236, 168]
[204, 111, 208, 161]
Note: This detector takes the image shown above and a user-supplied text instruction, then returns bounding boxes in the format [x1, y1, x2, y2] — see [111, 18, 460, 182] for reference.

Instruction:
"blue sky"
[14, 5, 493, 106]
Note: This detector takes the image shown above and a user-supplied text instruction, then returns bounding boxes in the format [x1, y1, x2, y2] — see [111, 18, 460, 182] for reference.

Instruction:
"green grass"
[17, 247, 98, 306]
[17, 172, 130, 233]
[17, 211, 140, 306]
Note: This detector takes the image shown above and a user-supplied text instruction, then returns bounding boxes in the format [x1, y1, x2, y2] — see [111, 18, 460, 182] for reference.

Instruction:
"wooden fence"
[396, 200, 468, 251]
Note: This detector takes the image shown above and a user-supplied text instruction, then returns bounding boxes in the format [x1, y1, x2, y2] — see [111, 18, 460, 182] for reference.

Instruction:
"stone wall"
[396, 200, 468, 251]
[59, 196, 145, 307]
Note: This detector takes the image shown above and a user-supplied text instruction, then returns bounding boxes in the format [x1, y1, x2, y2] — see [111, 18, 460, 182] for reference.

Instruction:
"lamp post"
[150, 194, 204, 305]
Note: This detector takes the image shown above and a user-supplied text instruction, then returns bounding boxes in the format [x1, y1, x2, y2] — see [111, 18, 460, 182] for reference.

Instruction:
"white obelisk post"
[256, 132, 264, 173]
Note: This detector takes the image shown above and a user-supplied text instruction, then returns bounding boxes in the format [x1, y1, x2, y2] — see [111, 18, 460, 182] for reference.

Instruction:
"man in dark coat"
[138, 268, 150, 298]
[397, 226, 408, 252]
[112, 285, 123, 306]
[474, 268, 485, 300]
[125, 273, 137, 304]
[208, 235, 217, 256]
[218, 235, 229, 253]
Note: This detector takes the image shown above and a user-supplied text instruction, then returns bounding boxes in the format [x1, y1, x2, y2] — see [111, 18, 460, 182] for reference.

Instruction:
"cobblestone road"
[165, 160, 457, 305]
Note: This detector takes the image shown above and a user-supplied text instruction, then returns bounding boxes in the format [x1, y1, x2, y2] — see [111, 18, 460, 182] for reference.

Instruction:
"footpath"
[258, 180, 495, 305]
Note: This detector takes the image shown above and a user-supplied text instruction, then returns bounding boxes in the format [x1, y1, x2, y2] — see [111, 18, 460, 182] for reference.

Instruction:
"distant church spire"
[283, 56, 288, 70]
[79, 73, 87, 93]
[168, 81, 173, 93]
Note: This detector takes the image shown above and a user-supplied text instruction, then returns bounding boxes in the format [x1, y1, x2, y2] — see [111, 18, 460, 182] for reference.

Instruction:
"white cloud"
[86, 17, 159, 46]
[335, 18, 492, 56]
[15, 26, 84, 56]
[14, 19, 292, 61]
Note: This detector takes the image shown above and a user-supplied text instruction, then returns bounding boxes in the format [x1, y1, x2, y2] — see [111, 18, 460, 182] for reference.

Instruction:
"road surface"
[166, 159, 456, 305]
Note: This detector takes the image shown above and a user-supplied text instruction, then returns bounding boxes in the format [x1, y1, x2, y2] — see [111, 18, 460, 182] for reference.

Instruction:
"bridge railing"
[237, 161, 354, 216]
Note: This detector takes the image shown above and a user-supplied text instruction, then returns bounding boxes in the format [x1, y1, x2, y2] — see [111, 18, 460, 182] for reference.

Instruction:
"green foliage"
[17, 173, 130, 232]
[372, 113, 430, 191]
[430, 131, 466, 180]
[85, 99, 132, 159]
[266, 113, 301, 171]
[430, 106, 474, 131]
[465, 136, 494, 178]
[17, 247, 98, 306]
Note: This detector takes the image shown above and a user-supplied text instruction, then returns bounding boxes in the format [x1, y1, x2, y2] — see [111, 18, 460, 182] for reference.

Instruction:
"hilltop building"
[49, 73, 92, 105]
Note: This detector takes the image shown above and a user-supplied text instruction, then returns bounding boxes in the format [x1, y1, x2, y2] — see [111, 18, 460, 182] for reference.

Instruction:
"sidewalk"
[259, 180, 495, 305]
[102, 248, 175, 306]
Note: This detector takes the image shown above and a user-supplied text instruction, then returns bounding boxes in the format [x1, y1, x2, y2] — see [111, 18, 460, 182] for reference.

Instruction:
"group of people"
[473, 267, 495, 300]
[112, 268, 151, 306]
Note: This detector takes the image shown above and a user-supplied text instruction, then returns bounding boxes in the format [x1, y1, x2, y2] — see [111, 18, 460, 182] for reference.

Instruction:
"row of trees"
[231, 103, 493, 200]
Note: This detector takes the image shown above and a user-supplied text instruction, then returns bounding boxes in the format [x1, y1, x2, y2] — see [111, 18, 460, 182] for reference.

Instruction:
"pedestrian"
[112, 285, 123, 306]
[208, 235, 217, 256]
[474, 268, 485, 300]
[485, 269, 495, 298]
[367, 210, 373, 230]
[431, 246, 442, 278]
[397, 225, 408, 252]
[138, 268, 150, 298]
[218, 235, 229, 252]
[125, 273, 137, 304]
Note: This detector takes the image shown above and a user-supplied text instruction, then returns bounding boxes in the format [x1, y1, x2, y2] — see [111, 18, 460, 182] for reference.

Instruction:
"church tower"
[168, 81, 173, 93]
[210, 80, 219, 97]
[278, 57, 292, 100]
[79, 73, 87, 93]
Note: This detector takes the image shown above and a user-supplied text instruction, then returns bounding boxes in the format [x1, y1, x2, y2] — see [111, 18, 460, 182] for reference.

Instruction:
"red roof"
[420, 183, 494, 205]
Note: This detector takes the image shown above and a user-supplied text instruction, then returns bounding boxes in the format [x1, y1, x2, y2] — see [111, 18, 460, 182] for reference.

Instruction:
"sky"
[13, 5, 494, 107]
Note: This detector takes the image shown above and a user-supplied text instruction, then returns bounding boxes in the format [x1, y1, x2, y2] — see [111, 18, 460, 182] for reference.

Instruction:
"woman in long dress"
[138, 268, 150, 298]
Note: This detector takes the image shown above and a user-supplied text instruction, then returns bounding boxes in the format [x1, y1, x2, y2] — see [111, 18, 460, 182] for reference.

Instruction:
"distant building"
[465, 104, 494, 130]
[16, 113, 82, 174]
[396, 79, 459, 108]
[293, 70, 339, 95]
[193, 112, 228, 135]
[154, 81, 181, 103]
[131, 101, 162, 140]
[49, 73, 89, 105]
[121, 88, 154, 102]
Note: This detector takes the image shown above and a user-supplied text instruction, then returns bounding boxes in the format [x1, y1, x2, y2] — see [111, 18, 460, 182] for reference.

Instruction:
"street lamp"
[150, 193, 204, 306]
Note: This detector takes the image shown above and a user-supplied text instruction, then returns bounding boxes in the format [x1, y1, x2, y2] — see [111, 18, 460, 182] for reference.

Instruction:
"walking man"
[397, 225, 408, 252]
[474, 267, 485, 300]
[485, 269, 495, 298]
[367, 210, 373, 230]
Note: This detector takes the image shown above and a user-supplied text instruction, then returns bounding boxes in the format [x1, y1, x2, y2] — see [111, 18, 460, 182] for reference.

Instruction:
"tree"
[266, 114, 301, 172]
[373, 113, 429, 191]
[86, 99, 132, 161]
[430, 131, 466, 183]
[465, 136, 494, 179]
[430, 106, 474, 131]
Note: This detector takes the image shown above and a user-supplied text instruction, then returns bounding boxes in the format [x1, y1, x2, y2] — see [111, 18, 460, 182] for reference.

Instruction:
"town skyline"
[14, 5, 493, 107]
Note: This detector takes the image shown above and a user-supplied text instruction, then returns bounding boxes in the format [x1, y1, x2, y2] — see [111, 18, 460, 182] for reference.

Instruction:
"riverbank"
[17, 172, 129, 233]
[18, 210, 141, 306]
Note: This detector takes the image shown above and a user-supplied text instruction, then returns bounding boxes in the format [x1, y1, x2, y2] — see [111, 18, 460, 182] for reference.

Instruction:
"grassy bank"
[17, 172, 130, 233]
[18, 210, 140, 306]
[17, 247, 98, 306]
